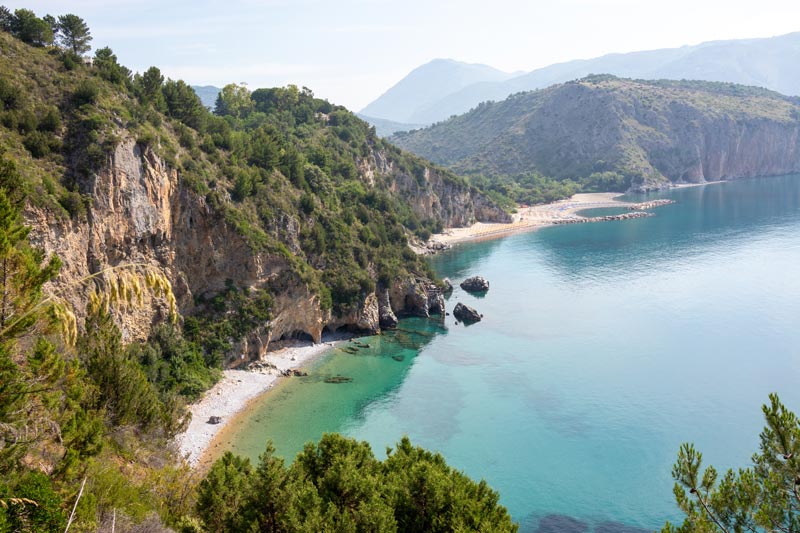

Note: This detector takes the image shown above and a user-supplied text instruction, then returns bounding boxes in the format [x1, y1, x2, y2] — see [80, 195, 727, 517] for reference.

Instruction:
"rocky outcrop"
[361, 149, 511, 227]
[388, 276, 450, 318]
[26, 138, 465, 367]
[442, 278, 454, 295]
[377, 288, 398, 329]
[460, 276, 490, 293]
[453, 302, 481, 324]
[327, 292, 380, 335]
[427, 285, 445, 316]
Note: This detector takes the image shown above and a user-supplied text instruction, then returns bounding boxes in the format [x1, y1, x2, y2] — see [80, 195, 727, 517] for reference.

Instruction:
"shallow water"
[222, 176, 800, 531]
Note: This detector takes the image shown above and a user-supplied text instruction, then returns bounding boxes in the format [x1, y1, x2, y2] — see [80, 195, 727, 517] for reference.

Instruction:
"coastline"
[427, 192, 631, 248]
[426, 183, 723, 249]
[174, 337, 347, 467]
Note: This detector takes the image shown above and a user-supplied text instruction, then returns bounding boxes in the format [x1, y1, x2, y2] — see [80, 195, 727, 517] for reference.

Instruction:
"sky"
[12, 0, 800, 110]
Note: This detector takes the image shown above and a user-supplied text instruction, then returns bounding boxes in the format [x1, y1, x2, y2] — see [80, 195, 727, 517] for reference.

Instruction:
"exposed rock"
[207, 416, 222, 425]
[390, 277, 430, 317]
[377, 288, 398, 329]
[460, 276, 490, 293]
[364, 150, 511, 227]
[281, 368, 308, 377]
[427, 284, 446, 315]
[453, 302, 482, 324]
[442, 278, 454, 294]
[26, 137, 479, 368]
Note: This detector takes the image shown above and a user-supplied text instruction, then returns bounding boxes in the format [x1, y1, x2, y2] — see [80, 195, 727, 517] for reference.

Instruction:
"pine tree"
[55, 14, 91, 55]
[664, 394, 800, 532]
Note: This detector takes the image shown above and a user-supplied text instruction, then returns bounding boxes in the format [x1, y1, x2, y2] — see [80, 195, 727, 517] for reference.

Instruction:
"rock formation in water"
[460, 276, 490, 293]
[453, 302, 482, 324]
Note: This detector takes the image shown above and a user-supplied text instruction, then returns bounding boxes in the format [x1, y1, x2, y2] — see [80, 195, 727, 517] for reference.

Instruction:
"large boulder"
[460, 276, 489, 293]
[453, 302, 482, 324]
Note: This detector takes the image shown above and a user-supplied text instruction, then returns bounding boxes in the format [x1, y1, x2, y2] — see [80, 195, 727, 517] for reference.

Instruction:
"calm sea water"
[222, 176, 800, 532]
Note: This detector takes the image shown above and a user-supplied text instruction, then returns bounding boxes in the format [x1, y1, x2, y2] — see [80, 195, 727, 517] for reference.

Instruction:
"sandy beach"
[430, 192, 631, 246]
[174, 338, 345, 466]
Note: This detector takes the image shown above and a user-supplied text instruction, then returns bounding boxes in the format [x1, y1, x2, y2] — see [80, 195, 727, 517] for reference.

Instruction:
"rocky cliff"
[25, 138, 457, 366]
[0, 30, 506, 368]
[391, 76, 800, 191]
[362, 148, 510, 226]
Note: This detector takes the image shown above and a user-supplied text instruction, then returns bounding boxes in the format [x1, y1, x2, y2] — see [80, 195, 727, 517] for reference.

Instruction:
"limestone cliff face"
[361, 149, 511, 226]
[26, 138, 453, 366]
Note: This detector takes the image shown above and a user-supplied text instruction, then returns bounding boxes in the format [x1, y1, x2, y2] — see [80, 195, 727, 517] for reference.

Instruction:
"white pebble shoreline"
[173, 339, 346, 466]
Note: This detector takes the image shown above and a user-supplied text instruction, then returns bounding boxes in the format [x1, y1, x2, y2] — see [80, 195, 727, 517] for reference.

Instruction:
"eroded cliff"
[26, 138, 462, 366]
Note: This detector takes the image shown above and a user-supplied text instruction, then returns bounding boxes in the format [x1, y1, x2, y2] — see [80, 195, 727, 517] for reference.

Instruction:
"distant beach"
[427, 192, 632, 247]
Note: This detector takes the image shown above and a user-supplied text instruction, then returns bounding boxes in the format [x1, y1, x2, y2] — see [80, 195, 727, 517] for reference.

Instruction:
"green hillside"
[391, 75, 800, 200]
[0, 8, 513, 531]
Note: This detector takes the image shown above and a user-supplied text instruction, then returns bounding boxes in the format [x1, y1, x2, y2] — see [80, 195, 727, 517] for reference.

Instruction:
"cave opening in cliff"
[323, 325, 352, 335]
[279, 330, 314, 342]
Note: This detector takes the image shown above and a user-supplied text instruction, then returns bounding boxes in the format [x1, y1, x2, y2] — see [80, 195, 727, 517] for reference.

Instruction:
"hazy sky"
[12, 0, 800, 110]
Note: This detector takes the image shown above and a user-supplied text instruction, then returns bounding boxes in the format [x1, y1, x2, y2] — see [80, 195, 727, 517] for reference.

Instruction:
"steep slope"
[391, 76, 800, 191]
[0, 31, 508, 367]
[375, 32, 800, 126]
[359, 58, 514, 124]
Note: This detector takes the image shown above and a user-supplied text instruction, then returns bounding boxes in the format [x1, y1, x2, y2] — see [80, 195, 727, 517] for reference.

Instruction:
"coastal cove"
[209, 176, 800, 531]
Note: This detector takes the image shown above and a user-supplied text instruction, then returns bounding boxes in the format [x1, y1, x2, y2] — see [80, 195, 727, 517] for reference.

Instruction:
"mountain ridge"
[358, 58, 515, 124]
[390, 76, 800, 192]
[364, 32, 800, 130]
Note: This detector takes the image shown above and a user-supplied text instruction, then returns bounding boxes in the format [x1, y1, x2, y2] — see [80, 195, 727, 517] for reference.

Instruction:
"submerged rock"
[460, 276, 490, 293]
[453, 302, 482, 324]
[324, 376, 353, 384]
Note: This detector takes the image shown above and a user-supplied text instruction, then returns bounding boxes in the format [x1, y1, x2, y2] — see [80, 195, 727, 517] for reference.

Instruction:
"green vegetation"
[664, 394, 799, 532]
[0, 8, 514, 531]
[0, 162, 195, 531]
[392, 75, 800, 199]
[196, 434, 518, 532]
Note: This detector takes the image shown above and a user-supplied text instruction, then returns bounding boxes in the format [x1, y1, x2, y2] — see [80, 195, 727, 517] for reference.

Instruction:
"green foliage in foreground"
[664, 394, 800, 532]
[197, 434, 518, 533]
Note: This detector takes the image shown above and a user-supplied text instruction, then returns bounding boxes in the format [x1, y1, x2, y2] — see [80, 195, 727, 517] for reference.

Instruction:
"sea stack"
[453, 302, 482, 324]
[460, 276, 490, 293]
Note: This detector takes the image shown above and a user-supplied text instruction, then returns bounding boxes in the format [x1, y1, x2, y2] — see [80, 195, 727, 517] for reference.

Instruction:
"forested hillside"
[392, 76, 800, 198]
[0, 7, 513, 531]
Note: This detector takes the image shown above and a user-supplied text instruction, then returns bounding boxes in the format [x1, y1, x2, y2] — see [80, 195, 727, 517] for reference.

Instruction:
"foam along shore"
[174, 337, 346, 467]
[428, 192, 654, 247]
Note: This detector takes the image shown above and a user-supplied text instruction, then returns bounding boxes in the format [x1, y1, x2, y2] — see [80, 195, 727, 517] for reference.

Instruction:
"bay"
[222, 175, 800, 531]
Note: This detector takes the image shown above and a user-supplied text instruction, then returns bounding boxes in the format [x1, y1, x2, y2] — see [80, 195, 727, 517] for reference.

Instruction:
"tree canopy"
[196, 434, 519, 532]
[664, 394, 800, 532]
[55, 14, 91, 55]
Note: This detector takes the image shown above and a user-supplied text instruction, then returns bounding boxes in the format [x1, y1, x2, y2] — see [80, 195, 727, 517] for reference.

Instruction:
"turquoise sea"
[222, 175, 800, 532]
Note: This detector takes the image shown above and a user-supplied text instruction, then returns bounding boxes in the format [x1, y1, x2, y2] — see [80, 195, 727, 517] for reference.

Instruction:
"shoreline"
[425, 183, 723, 249]
[173, 336, 348, 467]
[427, 192, 631, 248]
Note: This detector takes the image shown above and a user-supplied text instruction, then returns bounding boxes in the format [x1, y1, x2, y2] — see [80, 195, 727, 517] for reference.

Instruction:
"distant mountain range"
[390, 76, 800, 191]
[363, 32, 800, 132]
[191, 85, 220, 109]
[355, 114, 426, 138]
[359, 59, 517, 126]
